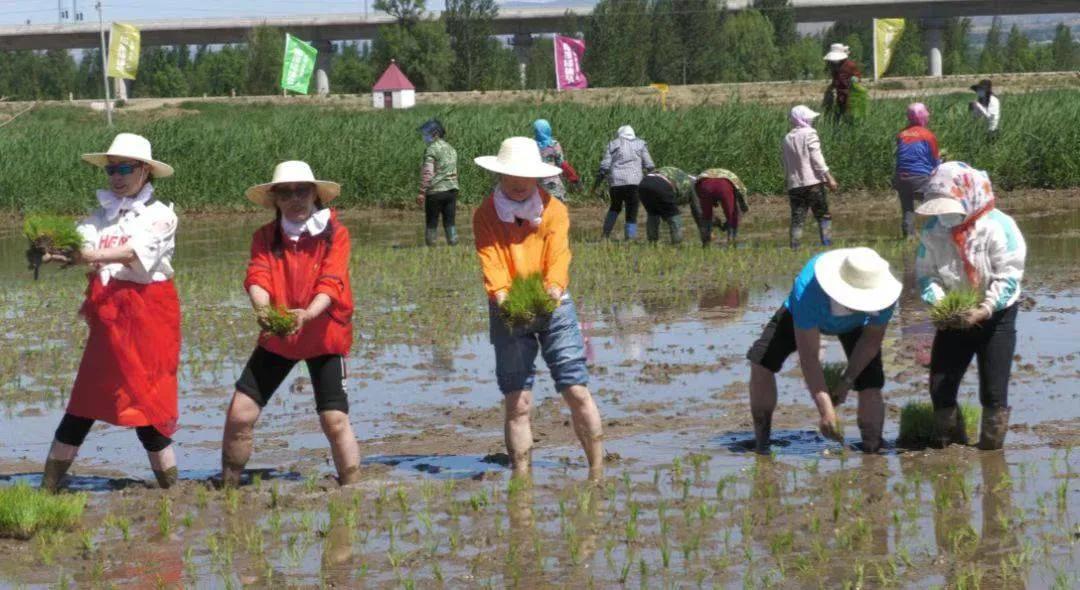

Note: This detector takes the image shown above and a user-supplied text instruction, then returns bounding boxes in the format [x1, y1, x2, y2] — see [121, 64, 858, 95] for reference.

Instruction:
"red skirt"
[67, 278, 181, 437]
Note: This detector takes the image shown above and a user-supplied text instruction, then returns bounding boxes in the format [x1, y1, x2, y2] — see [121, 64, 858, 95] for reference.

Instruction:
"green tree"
[675, 0, 724, 83]
[524, 37, 555, 89]
[783, 35, 827, 80]
[1004, 24, 1035, 72]
[190, 45, 247, 96]
[757, 0, 797, 49]
[583, 0, 652, 87]
[717, 10, 779, 82]
[374, 0, 426, 25]
[978, 17, 1004, 73]
[332, 43, 375, 93]
[372, 20, 455, 91]
[942, 17, 974, 75]
[443, 0, 498, 91]
[1050, 23, 1076, 71]
[245, 26, 285, 95]
[884, 19, 927, 77]
[76, 48, 104, 99]
[39, 49, 77, 99]
[648, 0, 683, 84]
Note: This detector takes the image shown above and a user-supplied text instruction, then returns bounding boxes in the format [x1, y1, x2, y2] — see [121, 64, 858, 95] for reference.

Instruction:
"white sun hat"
[915, 198, 965, 217]
[823, 43, 850, 62]
[245, 160, 342, 208]
[81, 133, 174, 178]
[814, 247, 902, 313]
[474, 137, 563, 179]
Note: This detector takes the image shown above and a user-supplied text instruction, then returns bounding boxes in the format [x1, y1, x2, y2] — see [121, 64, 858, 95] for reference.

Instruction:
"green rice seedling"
[258, 305, 297, 337]
[930, 289, 983, 331]
[822, 362, 846, 405]
[22, 215, 81, 279]
[0, 483, 86, 539]
[896, 401, 981, 448]
[499, 273, 558, 328]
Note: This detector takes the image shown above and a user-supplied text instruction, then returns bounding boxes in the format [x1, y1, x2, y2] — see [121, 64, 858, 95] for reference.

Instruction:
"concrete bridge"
[0, 0, 1075, 80]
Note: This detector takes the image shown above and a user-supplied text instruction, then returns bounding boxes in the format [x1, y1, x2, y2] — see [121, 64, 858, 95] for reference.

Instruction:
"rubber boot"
[337, 465, 361, 486]
[666, 215, 683, 245]
[41, 458, 73, 493]
[645, 215, 661, 243]
[153, 467, 179, 489]
[444, 225, 458, 246]
[727, 225, 738, 247]
[752, 412, 772, 455]
[901, 211, 916, 240]
[790, 225, 803, 249]
[977, 406, 1011, 450]
[601, 211, 619, 239]
[933, 406, 967, 448]
[424, 228, 438, 247]
[818, 219, 833, 247]
[624, 222, 637, 240]
[698, 219, 713, 246]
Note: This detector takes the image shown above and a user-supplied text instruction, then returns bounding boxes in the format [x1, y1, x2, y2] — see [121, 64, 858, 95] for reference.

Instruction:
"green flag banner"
[280, 34, 317, 94]
[107, 23, 141, 80]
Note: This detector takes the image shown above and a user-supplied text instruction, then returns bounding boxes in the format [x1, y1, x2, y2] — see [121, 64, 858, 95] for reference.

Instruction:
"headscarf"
[493, 185, 544, 228]
[924, 161, 996, 285]
[789, 105, 819, 129]
[419, 119, 445, 144]
[906, 102, 930, 127]
[97, 182, 154, 222]
[533, 119, 555, 149]
[617, 125, 636, 141]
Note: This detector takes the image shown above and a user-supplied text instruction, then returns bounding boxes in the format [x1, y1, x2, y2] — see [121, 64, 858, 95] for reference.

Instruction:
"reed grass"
[0, 483, 87, 540]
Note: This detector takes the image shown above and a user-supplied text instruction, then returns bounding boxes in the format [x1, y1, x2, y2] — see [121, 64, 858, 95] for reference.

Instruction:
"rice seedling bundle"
[0, 483, 87, 539]
[258, 305, 297, 337]
[930, 288, 982, 331]
[23, 215, 82, 279]
[897, 401, 981, 448]
[500, 273, 558, 328]
[822, 361, 846, 404]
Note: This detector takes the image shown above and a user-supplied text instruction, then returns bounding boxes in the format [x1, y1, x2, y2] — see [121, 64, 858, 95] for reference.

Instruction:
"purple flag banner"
[554, 35, 587, 91]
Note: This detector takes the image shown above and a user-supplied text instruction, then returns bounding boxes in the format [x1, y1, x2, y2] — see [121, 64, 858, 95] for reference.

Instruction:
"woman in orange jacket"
[220, 161, 361, 487]
[473, 137, 605, 480]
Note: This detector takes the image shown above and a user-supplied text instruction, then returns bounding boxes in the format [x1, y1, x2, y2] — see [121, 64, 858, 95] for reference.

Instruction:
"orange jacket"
[244, 210, 353, 360]
[472, 191, 571, 300]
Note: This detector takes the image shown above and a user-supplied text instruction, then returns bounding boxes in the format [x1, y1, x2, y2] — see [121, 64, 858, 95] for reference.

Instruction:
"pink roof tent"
[373, 60, 415, 91]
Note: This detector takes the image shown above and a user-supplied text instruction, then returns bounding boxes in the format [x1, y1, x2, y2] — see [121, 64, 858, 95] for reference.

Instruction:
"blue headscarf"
[533, 119, 555, 149]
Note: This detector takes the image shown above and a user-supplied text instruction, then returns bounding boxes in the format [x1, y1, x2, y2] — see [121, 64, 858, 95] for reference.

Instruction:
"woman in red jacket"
[220, 161, 360, 487]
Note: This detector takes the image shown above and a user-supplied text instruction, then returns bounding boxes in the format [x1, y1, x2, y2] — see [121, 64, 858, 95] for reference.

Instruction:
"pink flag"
[554, 35, 587, 91]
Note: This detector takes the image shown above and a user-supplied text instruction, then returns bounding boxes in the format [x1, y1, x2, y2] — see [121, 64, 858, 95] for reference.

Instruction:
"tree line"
[0, 0, 1076, 101]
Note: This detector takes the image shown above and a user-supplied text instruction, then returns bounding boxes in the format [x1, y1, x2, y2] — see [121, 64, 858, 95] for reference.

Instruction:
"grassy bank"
[1, 89, 1078, 213]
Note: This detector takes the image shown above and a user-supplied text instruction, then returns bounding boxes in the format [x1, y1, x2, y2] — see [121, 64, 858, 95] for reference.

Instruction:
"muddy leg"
[222, 392, 261, 487]
[504, 390, 534, 477]
[750, 363, 778, 454]
[561, 384, 605, 479]
[856, 388, 885, 453]
[319, 410, 361, 485]
[147, 446, 178, 489]
[42, 440, 78, 492]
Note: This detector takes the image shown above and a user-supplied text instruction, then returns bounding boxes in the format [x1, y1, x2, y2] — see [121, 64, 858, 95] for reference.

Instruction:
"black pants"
[638, 176, 679, 218]
[235, 347, 349, 413]
[424, 189, 457, 230]
[54, 413, 172, 452]
[608, 185, 639, 224]
[788, 183, 831, 246]
[930, 304, 1017, 410]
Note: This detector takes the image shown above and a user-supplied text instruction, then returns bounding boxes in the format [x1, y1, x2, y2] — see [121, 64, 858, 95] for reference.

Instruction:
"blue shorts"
[488, 297, 590, 394]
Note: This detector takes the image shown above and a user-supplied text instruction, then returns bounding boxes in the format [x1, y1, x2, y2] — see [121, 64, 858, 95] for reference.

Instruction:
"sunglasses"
[272, 185, 315, 200]
[104, 163, 143, 176]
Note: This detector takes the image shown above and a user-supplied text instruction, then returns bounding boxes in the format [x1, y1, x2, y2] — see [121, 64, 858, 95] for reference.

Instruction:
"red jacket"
[244, 210, 354, 360]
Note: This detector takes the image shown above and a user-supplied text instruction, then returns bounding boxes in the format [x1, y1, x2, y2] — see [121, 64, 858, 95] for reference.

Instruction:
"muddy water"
[0, 195, 1077, 588]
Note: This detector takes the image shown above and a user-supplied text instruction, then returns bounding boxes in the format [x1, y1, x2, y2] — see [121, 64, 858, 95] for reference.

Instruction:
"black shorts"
[235, 347, 349, 413]
[746, 307, 885, 390]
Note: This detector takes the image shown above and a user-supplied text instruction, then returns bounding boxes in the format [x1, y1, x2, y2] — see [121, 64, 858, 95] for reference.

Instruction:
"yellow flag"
[107, 23, 141, 80]
[873, 19, 905, 79]
[649, 83, 670, 111]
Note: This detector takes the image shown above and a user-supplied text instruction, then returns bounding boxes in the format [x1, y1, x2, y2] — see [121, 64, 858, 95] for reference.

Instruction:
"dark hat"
[970, 79, 992, 93]
[418, 118, 445, 138]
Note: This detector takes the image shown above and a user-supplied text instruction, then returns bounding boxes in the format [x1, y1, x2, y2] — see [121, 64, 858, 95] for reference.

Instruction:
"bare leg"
[504, 390, 534, 477]
[561, 384, 604, 479]
[221, 392, 262, 487]
[319, 410, 361, 485]
[750, 363, 779, 453]
[857, 388, 885, 453]
[148, 445, 179, 488]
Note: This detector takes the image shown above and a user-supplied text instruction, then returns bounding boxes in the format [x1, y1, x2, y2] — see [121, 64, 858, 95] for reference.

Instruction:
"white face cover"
[938, 213, 965, 228]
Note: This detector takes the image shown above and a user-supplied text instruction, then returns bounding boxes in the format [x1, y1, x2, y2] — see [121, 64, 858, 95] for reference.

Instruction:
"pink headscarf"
[906, 102, 930, 127]
[789, 105, 819, 129]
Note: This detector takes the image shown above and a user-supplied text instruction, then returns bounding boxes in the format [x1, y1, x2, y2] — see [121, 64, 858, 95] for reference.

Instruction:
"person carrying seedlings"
[782, 105, 838, 249]
[532, 119, 581, 201]
[969, 79, 1000, 135]
[915, 161, 1026, 450]
[746, 247, 902, 454]
[696, 168, 749, 246]
[220, 161, 361, 487]
[594, 125, 654, 240]
[894, 102, 941, 239]
[473, 137, 605, 479]
[637, 166, 701, 245]
[417, 119, 460, 246]
[39, 133, 181, 491]
[823, 43, 866, 124]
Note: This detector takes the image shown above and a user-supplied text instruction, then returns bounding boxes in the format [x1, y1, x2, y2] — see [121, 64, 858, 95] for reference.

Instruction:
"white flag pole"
[872, 19, 879, 81]
[95, 2, 113, 126]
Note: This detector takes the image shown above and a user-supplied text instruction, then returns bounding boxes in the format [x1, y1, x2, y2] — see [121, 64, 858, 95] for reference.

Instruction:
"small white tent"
[372, 60, 415, 109]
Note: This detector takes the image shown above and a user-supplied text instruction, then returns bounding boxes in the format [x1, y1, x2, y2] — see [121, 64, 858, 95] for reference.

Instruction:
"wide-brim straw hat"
[823, 43, 850, 62]
[970, 79, 993, 93]
[81, 133, 174, 178]
[814, 247, 902, 313]
[245, 160, 341, 208]
[474, 137, 563, 178]
[916, 197, 966, 217]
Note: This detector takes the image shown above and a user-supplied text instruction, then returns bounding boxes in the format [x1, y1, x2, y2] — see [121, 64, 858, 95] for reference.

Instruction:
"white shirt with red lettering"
[77, 183, 177, 286]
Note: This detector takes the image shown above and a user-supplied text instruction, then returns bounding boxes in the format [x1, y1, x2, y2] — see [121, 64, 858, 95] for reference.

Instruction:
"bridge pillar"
[314, 40, 334, 95]
[511, 32, 534, 89]
[923, 19, 945, 77]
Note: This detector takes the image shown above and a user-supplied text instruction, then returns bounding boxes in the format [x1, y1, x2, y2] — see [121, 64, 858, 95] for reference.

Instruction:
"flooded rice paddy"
[0, 192, 1077, 588]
